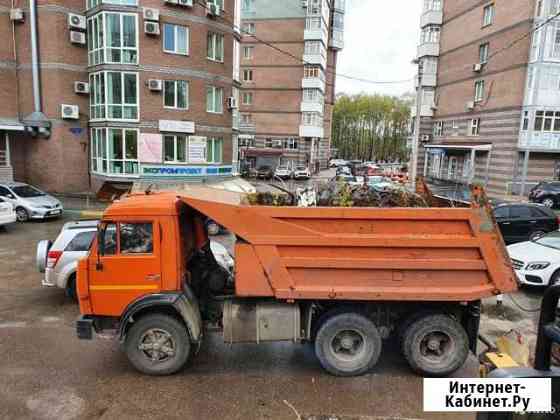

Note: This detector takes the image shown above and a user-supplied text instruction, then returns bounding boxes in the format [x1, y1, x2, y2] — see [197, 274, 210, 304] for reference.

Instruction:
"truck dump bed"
[178, 186, 517, 302]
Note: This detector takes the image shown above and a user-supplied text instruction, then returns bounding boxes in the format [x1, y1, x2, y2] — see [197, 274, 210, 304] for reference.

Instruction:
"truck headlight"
[526, 262, 550, 271]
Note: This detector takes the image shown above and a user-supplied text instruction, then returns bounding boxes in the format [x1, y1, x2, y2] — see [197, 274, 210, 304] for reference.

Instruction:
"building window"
[164, 135, 188, 163]
[238, 136, 255, 147]
[241, 0, 255, 12]
[304, 41, 325, 56]
[241, 114, 252, 124]
[452, 120, 459, 129]
[534, 110, 560, 132]
[433, 121, 443, 136]
[304, 65, 324, 80]
[243, 46, 254, 59]
[522, 111, 530, 131]
[421, 25, 440, 43]
[91, 127, 138, 175]
[87, 12, 138, 66]
[207, 137, 223, 163]
[303, 88, 323, 102]
[479, 42, 489, 64]
[283, 138, 298, 150]
[207, 32, 224, 62]
[469, 118, 480, 136]
[207, 0, 224, 10]
[482, 4, 494, 27]
[243, 22, 255, 34]
[423, 0, 442, 11]
[550, 0, 560, 15]
[206, 86, 224, 114]
[242, 92, 253, 105]
[90, 71, 138, 121]
[243, 69, 254, 82]
[164, 80, 188, 109]
[548, 22, 560, 59]
[163, 23, 189, 55]
[302, 112, 322, 126]
[87, 0, 136, 10]
[474, 80, 485, 102]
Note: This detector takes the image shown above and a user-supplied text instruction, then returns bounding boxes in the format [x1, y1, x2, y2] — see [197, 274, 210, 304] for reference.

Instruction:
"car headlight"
[526, 262, 551, 271]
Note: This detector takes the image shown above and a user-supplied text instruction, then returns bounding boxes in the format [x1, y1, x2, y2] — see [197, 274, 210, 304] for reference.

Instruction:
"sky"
[335, 0, 422, 97]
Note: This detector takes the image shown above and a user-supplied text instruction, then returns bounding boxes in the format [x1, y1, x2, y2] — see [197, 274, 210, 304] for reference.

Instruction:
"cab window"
[103, 223, 117, 255]
[120, 223, 153, 254]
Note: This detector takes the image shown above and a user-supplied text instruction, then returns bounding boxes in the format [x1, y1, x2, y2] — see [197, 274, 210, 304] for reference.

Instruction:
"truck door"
[89, 221, 162, 316]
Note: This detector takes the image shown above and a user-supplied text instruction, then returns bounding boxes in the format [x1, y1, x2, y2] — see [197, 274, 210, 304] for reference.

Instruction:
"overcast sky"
[335, 0, 422, 97]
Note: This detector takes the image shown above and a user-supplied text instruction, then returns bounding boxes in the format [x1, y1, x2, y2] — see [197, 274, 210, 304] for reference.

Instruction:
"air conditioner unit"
[178, 0, 193, 6]
[143, 7, 160, 21]
[68, 13, 86, 30]
[227, 97, 238, 109]
[466, 101, 475, 111]
[69, 31, 86, 45]
[74, 81, 89, 94]
[147, 79, 163, 91]
[421, 134, 431, 143]
[61, 104, 79, 119]
[206, 2, 220, 17]
[144, 21, 160, 35]
[473, 63, 483, 73]
[10, 8, 24, 22]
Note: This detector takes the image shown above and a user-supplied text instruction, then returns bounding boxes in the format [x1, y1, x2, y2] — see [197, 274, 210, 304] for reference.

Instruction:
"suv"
[493, 203, 559, 244]
[528, 181, 560, 208]
[36, 220, 98, 299]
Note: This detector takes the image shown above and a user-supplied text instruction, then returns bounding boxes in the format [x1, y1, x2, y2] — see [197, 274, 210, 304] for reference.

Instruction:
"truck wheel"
[398, 310, 439, 355]
[315, 312, 382, 377]
[124, 314, 191, 376]
[402, 314, 469, 377]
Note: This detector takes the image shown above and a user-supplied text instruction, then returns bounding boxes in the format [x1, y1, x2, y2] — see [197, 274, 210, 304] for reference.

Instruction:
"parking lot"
[0, 207, 548, 420]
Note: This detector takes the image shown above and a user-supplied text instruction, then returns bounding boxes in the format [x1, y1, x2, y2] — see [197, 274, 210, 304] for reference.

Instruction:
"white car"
[0, 182, 63, 222]
[274, 166, 293, 180]
[293, 166, 311, 180]
[329, 159, 348, 168]
[507, 232, 560, 287]
[0, 197, 16, 228]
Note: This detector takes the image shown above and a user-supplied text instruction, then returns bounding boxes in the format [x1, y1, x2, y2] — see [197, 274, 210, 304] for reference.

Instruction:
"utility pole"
[410, 60, 424, 190]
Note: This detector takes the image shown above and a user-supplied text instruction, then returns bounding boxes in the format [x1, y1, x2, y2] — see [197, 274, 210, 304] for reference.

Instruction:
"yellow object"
[486, 352, 519, 369]
[496, 330, 530, 367]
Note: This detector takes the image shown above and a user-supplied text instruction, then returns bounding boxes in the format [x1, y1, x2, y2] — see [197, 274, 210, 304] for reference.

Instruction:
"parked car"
[293, 166, 311, 180]
[274, 165, 293, 180]
[0, 196, 16, 229]
[528, 181, 560, 208]
[0, 182, 63, 222]
[336, 166, 352, 176]
[329, 159, 348, 168]
[256, 165, 273, 180]
[37, 220, 234, 300]
[507, 231, 560, 287]
[493, 203, 559, 244]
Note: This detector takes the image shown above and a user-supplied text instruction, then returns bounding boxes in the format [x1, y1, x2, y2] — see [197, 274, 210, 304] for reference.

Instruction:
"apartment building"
[237, 0, 344, 173]
[0, 0, 240, 193]
[412, 0, 560, 197]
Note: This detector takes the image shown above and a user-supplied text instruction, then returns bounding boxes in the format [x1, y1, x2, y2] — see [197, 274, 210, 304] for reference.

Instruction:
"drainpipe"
[21, 0, 51, 137]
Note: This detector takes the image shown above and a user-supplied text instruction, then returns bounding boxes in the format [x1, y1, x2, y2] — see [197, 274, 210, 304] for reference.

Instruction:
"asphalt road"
[0, 213, 541, 420]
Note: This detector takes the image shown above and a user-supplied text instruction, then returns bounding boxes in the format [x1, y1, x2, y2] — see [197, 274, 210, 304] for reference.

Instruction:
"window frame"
[433, 121, 444, 136]
[479, 42, 489, 64]
[89, 71, 139, 122]
[242, 91, 253, 105]
[474, 80, 485, 103]
[243, 69, 254, 82]
[87, 12, 139, 66]
[206, 137, 223, 164]
[482, 4, 495, 27]
[243, 45, 254, 59]
[163, 23, 189, 56]
[206, 86, 224, 114]
[90, 127, 139, 176]
[242, 22, 255, 35]
[163, 134, 188, 163]
[86, 0, 137, 11]
[207, 31, 225, 62]
[469, 118, 481, 136]
[163, 80, 189, 110]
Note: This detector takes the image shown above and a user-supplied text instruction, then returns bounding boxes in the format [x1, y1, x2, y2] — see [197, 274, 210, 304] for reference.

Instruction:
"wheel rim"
[329, 329, 366, 363]
[16, 208, 27, 222]
[543, 199, 554, 208]
[138, 328, 176, 363]
[419, 331, 455, 364]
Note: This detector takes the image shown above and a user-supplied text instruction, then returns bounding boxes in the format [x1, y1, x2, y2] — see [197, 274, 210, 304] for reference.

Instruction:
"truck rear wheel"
[124, 314, 191, 376]
[402, 314, 468, 377]
[315, 312, 382, 377]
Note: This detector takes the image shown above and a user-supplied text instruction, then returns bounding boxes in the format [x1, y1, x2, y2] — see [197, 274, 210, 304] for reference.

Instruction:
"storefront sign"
[188, 136, 207, 163]
[158, 120, 195, 134]
[141, 165, 233, 178]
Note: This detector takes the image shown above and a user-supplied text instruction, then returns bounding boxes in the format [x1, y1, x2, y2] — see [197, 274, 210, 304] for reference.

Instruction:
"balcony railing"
[519, 131, 560, 151]
[299, 124, 324, 138]
[420, 10, 443, 27]
[414, 73, 437, 88]
[302, 52, 327, 68]
[302, 76, 326, 92]
[417, 42, 440, 58]
[333, 0, 345, 12]
[239, 121, 256, 132]
[0, 150, 7, 166]
[301, 100, 324, 113]
[329, 28, 344, 50]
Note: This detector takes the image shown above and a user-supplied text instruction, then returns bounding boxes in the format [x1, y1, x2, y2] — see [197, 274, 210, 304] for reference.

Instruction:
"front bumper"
[514, 268, 552, 286]
[76, 315, 94, 340]
[29, 207, 63, 219]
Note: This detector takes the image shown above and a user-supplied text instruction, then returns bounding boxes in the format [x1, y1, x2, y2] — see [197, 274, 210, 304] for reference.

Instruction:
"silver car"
[37, 220, 98, 300]
[0, 182, 63, 222]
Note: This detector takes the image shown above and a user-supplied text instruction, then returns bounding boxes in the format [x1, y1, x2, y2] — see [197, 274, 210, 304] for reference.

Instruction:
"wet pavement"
[0, 212, 544, 420]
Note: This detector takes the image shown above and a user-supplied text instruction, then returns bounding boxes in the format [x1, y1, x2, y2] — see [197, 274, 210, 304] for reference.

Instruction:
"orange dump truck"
[76, 186, 517, 377]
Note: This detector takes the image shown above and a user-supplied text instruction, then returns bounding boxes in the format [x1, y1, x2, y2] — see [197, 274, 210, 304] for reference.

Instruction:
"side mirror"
[6, 194, 14, 199]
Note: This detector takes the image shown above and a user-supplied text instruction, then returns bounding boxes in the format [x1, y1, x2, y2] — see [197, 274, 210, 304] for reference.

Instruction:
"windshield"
[533, 232, 560, 250]
[12, 185, 45, 198]
[296, 166, 306, 170]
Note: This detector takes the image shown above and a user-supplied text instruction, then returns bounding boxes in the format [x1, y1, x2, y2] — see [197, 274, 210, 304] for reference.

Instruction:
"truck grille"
[511, 258, 525, 270]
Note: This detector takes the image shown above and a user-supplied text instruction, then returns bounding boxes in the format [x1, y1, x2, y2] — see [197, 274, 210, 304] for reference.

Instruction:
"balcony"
[414, 73, 437, 88]
[519, 131, 560, 151]
[301, 101, 324, 113]
[333, 0, 345, 12]
[303, 53, 327, 68]
[232, 110, 240, 131]
[302, 77, 326, 92]
[329, 28, 344, 50]
[299, 124, 324, 138]
[304, 27, 329, 44]
[410, 104, 435, 118]
[420, 10, 443, 27]
[417, 42, 440, 58]
[239, 121, 256, 133]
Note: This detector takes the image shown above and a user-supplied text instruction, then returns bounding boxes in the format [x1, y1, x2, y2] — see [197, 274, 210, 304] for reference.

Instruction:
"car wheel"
[125, 314, 191, 376]
[548, 270, 560, 288]
[314, 311, 382, 377]
[15, 207, 29, 222]
[541, 197, 555, 209]
[529, 230, 547, 241]
[402, 313, 469, 377]
[206, 221, 220, 236]
[66, 275, 78, 302]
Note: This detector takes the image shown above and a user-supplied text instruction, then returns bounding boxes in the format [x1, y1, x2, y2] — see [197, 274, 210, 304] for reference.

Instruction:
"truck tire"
[402, 314, 469, 377]
[397, 310, 440, 355]
[315, 312, 382, 377]
[124, 314, 191, 376]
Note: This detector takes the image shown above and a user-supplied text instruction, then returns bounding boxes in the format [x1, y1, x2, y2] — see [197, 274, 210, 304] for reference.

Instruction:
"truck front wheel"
[124, 314, 191, 376]
[402, 314, 469, 377]
[315, 312, 382, 377]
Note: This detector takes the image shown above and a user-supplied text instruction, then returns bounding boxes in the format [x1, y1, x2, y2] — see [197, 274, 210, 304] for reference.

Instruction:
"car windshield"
[12, 185, 45, 198]
[277, 166, 288, 170]
[533, 232, 560, 250]
[296, 166, 306, 170]
[259, 166, 271, 170]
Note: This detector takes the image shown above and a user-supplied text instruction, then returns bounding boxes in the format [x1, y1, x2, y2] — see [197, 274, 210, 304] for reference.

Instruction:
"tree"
[331, 93, 411, 162]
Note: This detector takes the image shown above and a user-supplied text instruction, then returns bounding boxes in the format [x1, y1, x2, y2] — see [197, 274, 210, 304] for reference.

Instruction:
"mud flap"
[463, 300, 481, 354]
